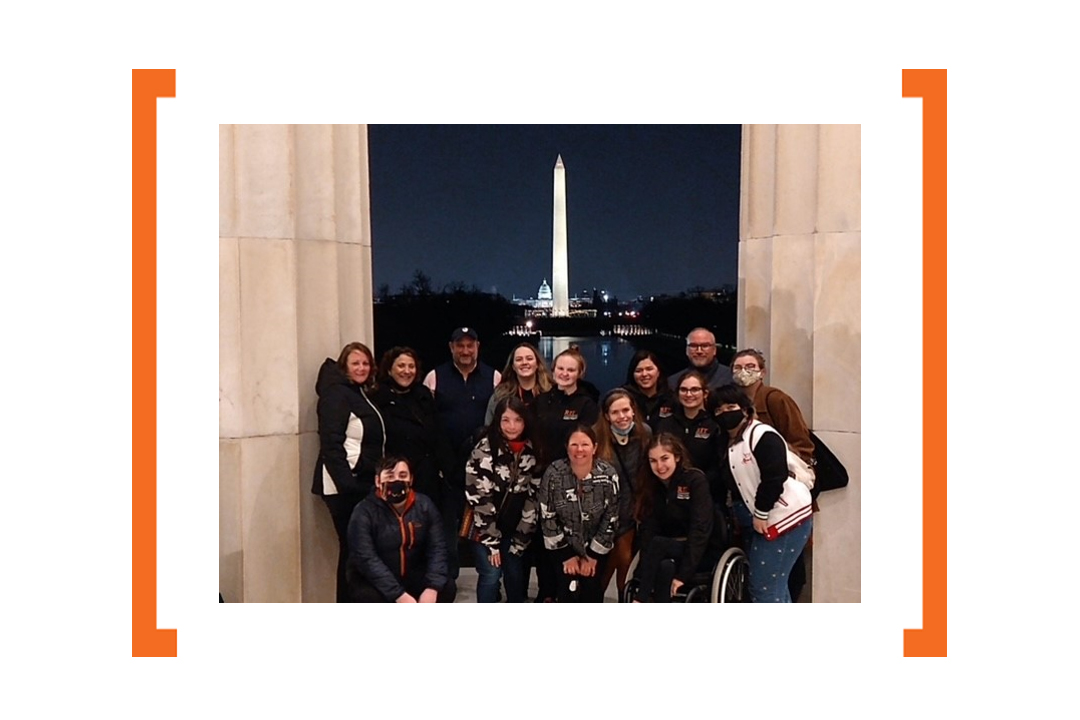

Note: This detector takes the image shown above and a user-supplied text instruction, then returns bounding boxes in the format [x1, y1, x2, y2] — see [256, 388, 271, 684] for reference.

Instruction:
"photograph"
[218, 123, 861, 605]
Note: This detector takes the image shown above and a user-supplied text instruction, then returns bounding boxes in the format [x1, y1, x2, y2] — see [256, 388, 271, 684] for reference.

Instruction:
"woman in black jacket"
[631, 433, 714, 603]
[594, 388, 652, 598]
[483, 341, 554, 426]
[622, 349, 676, 431]
[533, 348, 600, 467]
[371, 346, 453, 506]
[311, 342, 386, 603]
[653, 369, 725, 507]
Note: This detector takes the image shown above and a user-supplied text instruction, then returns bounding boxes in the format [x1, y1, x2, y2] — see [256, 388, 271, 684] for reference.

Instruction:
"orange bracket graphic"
[902, 69, 947, 657]
[132, 69, 177, 657]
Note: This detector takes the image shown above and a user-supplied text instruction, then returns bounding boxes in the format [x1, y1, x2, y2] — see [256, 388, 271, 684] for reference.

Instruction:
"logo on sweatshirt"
[562, 410, 579, 421]
[676, 485, 690, 500]
[694, 427, 712, 439]
[658, 406, 673, 418]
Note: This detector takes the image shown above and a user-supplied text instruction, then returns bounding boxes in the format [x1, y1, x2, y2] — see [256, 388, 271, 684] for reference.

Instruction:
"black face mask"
[385, 481, 411, 503]
[717, 409, 745, 431]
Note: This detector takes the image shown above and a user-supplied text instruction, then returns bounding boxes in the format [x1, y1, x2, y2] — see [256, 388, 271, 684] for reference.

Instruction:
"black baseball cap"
[450, 327, 479, 342]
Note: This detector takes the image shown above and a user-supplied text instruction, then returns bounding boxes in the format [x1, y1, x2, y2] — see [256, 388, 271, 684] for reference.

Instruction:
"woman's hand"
[670, 578, 684, 597]
[489, 549, 502, 568]
[418, 588, 438, 603]
[396, 592, 417, 603]
[579, 557, 598, 577]
[562, 557, 581, 575]
[753, 517, 769, 535]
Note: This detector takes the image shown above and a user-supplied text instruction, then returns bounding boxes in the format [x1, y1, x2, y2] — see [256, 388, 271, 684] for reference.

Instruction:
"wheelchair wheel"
[711, 547, 748, 603]
[620, 552, 641, 603]
[683, 586, 708, 602]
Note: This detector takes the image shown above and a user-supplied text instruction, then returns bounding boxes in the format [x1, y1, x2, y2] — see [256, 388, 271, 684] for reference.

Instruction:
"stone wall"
[738, 124, 861, 602]
[219, 124, 374, 602]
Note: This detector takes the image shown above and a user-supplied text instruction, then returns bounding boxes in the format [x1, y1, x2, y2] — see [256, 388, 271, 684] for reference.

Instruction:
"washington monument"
[552, 154, 569, 316]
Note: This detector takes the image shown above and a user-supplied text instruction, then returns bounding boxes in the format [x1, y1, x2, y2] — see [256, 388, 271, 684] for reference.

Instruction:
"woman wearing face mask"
[346, 456, 456, 603]
[730, 349, 815, 603]
[594, 389, 652, 597]
[714, 384, 813, 603]
[729, 349, 814, 465]
[654, 370, 725, 507]
[630, 433, 714, 603]
[538, 426, 620, 603]
[533, 349, 600, 467]
[484, 342, 554, 426]
[622, 350, 676, 431]
[311, 342, 386, 603]
[464, 396, 542, 603]
[371, 346, 454, 506]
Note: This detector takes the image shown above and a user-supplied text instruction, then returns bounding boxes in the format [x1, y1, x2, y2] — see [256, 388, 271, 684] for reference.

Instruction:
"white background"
[3, 1, 1075, 714]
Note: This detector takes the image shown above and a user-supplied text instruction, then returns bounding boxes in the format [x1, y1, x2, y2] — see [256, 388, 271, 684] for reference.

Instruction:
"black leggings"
[554, 555, 609, 603]
[322, 493, 362, 603]
[635, 536, 687, 603]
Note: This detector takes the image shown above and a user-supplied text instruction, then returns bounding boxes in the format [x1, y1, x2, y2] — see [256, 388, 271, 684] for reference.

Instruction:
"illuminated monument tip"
[552, 155, 569, 317]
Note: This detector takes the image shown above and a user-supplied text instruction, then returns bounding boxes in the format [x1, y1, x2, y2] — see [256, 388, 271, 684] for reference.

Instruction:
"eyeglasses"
[732, 364, 760, 372]
[678, 387, 704, 394]
[687, 343, 714, 351]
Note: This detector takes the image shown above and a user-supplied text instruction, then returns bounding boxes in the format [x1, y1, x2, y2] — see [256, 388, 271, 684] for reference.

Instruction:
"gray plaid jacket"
[538, 459, 619, 561]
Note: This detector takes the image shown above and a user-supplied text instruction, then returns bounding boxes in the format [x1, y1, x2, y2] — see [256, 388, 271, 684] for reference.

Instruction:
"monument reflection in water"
[538, 336, 636, 395]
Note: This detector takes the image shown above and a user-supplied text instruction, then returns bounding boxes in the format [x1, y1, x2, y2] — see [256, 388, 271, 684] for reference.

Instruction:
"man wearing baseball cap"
[423, 326, 502, 578]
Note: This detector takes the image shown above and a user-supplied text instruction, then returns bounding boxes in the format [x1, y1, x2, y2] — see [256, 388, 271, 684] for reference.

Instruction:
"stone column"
[219, 124, 375, 602]
[738, 124, 861, 602]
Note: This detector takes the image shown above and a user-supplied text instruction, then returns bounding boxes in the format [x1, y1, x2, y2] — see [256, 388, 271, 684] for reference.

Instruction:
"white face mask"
[733, 369, 763, 387]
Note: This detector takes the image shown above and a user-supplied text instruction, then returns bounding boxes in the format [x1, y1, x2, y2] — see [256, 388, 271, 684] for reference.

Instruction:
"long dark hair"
[483, 395, 532, 453]
[377, 346, 422, 387]
[633, 432, 691, 523]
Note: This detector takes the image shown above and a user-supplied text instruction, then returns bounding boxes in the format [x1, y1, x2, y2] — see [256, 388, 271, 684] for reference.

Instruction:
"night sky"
[368, 125, 742, 301]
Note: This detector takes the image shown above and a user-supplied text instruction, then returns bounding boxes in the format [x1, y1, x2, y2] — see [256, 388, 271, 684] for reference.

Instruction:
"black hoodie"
[533, 386, 600, 468]
[370, 381, 454, 501]
[311, 358, 386, 497]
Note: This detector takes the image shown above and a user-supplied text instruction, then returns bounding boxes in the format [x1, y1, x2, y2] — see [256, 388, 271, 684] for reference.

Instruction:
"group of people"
[311, 325, 818, 604]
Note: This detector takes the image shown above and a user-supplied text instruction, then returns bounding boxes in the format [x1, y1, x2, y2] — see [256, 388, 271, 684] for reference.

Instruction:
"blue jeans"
[473, 537, 528, 603]
[733, 500, 813, 603]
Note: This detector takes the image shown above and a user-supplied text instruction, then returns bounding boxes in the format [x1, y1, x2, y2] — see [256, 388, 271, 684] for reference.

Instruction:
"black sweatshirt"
[637, 467, 714, 582]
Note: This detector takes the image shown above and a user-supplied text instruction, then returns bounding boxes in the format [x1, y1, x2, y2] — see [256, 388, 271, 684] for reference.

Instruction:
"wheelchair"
[620, 506, 749, 603]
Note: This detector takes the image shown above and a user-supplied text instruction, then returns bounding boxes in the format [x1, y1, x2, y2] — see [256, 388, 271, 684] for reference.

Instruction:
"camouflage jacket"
[538, 459, 620, 562]
[464, 437, 541, 555]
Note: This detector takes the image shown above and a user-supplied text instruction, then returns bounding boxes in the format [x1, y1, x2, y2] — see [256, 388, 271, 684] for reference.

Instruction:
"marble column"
[738, 124, 861, 602]
[219, 124, 375, 602]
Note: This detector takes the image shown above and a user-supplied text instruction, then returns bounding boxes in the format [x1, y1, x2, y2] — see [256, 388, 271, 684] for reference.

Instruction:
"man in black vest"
[423, 326, 501, 578]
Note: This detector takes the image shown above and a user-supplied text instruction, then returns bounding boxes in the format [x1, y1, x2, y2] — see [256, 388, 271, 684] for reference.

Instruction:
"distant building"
[514, 278, 596, 317]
